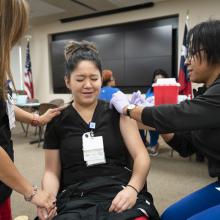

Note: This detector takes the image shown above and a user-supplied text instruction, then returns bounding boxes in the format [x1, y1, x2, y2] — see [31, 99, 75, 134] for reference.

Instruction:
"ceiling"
[29, 0, 167, 25]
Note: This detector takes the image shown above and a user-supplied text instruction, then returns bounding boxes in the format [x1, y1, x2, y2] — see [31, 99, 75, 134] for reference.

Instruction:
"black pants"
[55, 176, 160, 220]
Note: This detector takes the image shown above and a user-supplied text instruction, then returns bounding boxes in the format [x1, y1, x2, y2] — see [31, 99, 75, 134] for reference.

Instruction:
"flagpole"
[186, 9, 189, 21]
[25, 35, 32, 42]
[186, 9, 190, 28]
[186, 9, 192, 99]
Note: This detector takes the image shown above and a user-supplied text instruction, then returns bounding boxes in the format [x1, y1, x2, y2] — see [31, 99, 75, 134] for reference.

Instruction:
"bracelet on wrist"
[126, 184, 139, 194]
[31, 113, 40, 126]
[24, 185, 38, 202]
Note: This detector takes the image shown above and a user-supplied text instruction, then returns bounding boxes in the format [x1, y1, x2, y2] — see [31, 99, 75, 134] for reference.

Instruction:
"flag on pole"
[178, 16, 192, 98]
[24, 40, 34, 99]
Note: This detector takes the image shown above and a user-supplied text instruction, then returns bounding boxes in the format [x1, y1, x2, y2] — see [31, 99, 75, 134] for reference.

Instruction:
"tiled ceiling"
[29, 0, 168, 25]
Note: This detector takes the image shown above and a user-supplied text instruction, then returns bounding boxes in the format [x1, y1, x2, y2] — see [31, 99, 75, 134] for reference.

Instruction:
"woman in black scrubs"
[0, 0, 59, 218]
[37, 40, 160, 220]
[110, 20, 220, 220]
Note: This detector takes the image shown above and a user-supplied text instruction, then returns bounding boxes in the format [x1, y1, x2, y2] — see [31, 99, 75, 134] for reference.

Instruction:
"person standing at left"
[0, 1, 60, 219]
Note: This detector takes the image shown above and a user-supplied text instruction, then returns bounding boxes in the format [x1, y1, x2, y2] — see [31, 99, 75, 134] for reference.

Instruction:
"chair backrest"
[21, 99, 39, 113]
[27, 98, 39, 103]
[38, 103, 58, 116]
[49, 99, 64, 107]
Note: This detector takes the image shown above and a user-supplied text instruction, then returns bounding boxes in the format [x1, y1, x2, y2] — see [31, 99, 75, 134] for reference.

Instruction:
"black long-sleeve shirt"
[142, 76, 220, 178]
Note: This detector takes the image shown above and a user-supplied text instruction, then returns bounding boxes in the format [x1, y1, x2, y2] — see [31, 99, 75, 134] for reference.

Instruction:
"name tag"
[6, 94, 16, 130]
[82, 132, 106, 166]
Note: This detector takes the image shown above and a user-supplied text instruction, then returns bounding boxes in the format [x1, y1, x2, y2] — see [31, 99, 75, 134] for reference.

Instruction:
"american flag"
[178, 20, 192, 98]
[24, 41, 34, 99]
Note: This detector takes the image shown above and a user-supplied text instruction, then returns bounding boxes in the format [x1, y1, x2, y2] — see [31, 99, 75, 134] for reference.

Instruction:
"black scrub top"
[44, 100, 129, 190]
[0, 100, 13, 203]
[142, 76, 220, 178]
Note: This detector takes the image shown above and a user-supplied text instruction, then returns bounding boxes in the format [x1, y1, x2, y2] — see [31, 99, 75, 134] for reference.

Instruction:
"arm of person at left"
[109, 115, 150, 213]
[0, 148, 56, 213]
[14, 105, 61, 126]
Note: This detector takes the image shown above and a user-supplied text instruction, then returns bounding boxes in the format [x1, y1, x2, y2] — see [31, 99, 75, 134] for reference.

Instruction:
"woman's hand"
[37, 206, 57, 220]
[31, 189, 56, 213]
[109, 186, 137, 213]
[39, 107, 62, 125]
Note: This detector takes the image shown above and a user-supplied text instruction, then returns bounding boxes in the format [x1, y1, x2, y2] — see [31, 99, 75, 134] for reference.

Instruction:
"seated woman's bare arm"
[109, 115, 150, 213]
[120, 115, 150, 191]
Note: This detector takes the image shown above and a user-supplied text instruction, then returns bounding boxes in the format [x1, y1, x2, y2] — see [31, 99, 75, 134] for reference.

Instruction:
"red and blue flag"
[178, 21, 192, 98]
[24, 41, 34, 99]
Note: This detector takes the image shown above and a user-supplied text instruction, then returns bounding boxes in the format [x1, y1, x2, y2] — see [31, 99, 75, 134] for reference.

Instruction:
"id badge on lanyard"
[6, 93, 16, 130]
[82, 122, 106, 166]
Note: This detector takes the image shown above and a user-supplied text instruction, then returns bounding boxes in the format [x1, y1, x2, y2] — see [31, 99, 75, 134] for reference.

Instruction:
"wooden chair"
[20, 98, 39, 136]
[49, 98, 64, 107]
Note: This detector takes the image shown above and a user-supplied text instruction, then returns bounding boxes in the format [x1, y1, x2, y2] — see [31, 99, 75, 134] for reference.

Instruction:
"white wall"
[11, 45, 23, 90]
[10, 39, 29, 91]
[18, 0, 220, 102]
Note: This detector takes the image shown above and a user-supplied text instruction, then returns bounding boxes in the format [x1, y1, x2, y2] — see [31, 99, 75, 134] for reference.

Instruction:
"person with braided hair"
[37, 40, 160, 220]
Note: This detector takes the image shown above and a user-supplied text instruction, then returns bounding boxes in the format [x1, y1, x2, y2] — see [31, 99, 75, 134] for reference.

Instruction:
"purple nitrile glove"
[110, 91, 129, 114]
[145, 96, 154, 107]
[130, 90, 145, 105]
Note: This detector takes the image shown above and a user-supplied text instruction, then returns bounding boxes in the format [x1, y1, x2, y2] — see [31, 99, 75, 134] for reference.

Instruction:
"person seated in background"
[99, 69, 120, 101]
[37, 40, 160, 220]
[145, 69, 168, 156]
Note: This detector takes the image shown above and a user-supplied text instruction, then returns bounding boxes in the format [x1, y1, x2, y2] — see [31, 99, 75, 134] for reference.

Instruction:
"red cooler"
[153, 78, 180, 106]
